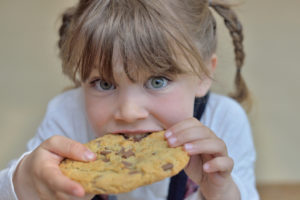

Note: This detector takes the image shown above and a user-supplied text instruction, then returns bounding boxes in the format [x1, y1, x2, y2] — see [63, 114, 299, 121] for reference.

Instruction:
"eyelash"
[89, 78, 100, 87]
[88, 78, 115, 90]
[88, 79, 101, 89]
[88, 76, 173, 90]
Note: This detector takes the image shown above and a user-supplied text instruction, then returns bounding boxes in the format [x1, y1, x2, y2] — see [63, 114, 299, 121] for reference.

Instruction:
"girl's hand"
[13, 135, 96, 200]
[165, 118, 240, 200]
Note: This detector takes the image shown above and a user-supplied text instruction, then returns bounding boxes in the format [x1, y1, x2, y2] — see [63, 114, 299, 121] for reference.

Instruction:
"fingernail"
[184, 143, 193, 151]
[168, 137, 177, 145]
[84, 150, 95, 161]
[73, 188, 83, 197]
[203, 163, 210, 171]
[165, 130, 172, 138]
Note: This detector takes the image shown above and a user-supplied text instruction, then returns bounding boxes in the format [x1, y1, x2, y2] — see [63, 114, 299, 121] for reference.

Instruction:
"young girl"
[0, 0, 259, 199]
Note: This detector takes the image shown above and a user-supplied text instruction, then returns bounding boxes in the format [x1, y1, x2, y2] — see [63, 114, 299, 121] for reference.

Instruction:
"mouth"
[116, 131, 153, 142]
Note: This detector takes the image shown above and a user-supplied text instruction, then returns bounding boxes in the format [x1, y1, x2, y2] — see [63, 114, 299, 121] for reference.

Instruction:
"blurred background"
[0, 0, 299, 199]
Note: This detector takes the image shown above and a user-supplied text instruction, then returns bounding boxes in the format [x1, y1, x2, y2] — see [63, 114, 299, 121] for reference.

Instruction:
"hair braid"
[210, 2, 250, 105]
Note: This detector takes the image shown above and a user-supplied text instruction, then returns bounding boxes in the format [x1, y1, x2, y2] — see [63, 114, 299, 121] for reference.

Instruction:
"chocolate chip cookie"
[59, 131, 190, 194]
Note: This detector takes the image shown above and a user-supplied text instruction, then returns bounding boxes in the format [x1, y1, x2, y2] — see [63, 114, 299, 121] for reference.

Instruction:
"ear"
[209, 53, 217, 73]
[195, 54, 217, 97]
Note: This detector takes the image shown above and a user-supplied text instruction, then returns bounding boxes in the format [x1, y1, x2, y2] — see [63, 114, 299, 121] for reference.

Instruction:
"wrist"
[13, 155, 38, 200]
[200, 176, 241, 200]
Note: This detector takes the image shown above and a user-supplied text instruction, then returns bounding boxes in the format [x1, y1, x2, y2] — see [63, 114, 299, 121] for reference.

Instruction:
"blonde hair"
[58, 0, 250, 104]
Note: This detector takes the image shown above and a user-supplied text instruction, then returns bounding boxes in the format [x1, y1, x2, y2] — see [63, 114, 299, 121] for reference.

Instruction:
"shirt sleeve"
[228, 118, 259, 200]
[201, 94, 259, 200]
[0, 151, 32, 200]
[222, 105, 259, 200]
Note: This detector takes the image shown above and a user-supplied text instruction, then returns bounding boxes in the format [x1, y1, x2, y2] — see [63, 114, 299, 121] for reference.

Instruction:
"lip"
[110, 129, 162, 135]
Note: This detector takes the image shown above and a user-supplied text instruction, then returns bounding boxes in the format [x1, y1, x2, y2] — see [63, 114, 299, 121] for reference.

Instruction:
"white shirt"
[0, 88, 259, 200]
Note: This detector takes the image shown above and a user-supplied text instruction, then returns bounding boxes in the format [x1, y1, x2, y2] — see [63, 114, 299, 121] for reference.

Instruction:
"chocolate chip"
[92, 175, 103, 185]
[117, 148, 135, 159]
[122, 149, 135, 159]
[122, 161, 132, 168]
[100, 150, 111, 156]
[131, 134, 148, 142]
[116, 147, 126, 155]
[93, 175, 102, 181]
[162, 163, 173, 171]
[102, 157, 110, 162]
[129, 170, 140, 175]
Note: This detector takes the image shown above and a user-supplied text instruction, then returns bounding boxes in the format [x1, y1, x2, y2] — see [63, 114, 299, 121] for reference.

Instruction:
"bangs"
[61, 0, 208, 84]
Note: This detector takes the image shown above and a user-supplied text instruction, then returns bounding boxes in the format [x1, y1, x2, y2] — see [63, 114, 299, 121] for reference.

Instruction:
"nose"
[114, 95, 149, 123]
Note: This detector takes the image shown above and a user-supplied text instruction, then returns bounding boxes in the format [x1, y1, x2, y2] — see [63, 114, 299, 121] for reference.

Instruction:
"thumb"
[41, 135, 96, 162]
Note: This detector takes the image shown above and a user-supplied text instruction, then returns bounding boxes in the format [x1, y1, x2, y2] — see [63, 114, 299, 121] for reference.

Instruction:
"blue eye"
[93, 79, 116, 91]
[145, 77, 169, 89]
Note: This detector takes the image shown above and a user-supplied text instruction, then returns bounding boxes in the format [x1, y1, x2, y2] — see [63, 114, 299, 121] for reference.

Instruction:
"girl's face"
[82, 59, 208, 138]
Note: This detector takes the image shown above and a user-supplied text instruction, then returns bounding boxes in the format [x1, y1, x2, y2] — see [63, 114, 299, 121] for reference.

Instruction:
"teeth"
[118, 132, 151, 141]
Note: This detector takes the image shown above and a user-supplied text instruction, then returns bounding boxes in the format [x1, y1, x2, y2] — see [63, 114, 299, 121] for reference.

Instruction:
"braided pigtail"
[210, 2, 251, 106]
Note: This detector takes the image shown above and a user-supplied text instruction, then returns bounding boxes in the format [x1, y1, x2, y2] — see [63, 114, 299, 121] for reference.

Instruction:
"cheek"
[85, 96, 112, 136]
[151, 90, 195, 128]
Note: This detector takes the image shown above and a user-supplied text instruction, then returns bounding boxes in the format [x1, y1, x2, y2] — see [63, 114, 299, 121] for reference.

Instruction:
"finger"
[54, 191, 94, 200]
[79, 194, 95, 200]
[42, 135, 96, 162]
[184, 156, 203, 185]
[55, 191, 74, 200]
[81, 194, 95, 200]
[183, 138, 228, 157]
[202, 153, 214, 164]
[203, 156, 234, 174]
[44, 166, 85, 197]
[35, 183, 57, 200]
[165, 117, 204, 137]
[166, 125, 214, 147]
[54, 191, 89, 200]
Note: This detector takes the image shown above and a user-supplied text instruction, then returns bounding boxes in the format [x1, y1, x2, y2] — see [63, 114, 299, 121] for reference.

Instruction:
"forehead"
[88, 44, 194, 83]
[89, 58, 161, 83]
